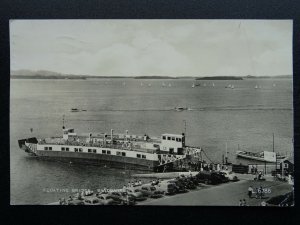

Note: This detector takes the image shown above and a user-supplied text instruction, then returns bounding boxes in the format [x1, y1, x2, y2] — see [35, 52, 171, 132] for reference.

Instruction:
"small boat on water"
[174, 107, 188, 111]
[212, 83, 215, 87]
[236, 150, 285, 163]
[71, 108, 79, 112]
[71, 108, 86, 112]
[192, 83, 195, 88]
[225, 84, 232, 88]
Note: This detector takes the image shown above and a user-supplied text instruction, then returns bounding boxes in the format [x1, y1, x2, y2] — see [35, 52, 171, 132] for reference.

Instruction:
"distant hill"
[10, 70, 132, 79]
[10, 69, 87, 79]
[134, 76, 177, 79]
[196, 76, 243, 80]
[11, 69, 63, 76]
[244, 75, 292, 79]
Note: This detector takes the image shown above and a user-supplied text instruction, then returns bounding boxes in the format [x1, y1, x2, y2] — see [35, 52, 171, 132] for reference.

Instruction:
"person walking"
[248, 186, 253, 198]
[242, 199, 247, 206]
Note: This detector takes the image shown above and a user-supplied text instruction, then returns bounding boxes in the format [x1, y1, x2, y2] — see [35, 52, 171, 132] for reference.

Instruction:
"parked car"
[155, 182, 177, 195]
[138, 184, 164, 198]
[96, 194, 119, 205]
[186, 176, 199, 186]
[108, 191, 136, 205]
[184, 180, 197, 189]
[176, 176, 197, 189]
[215, 172, 230, 183]
[167, 179, 188, 193]
[196, 171, 228, 185]
[83, 197, 103, 205]
[67, 199, 84, 205]
[125, 187, 147, 201]
[220, 170, 238, 181]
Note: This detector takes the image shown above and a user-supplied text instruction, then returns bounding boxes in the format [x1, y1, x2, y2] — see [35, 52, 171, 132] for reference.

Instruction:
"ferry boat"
[236, 150, 285, 163]
[18, 126, 201, 172]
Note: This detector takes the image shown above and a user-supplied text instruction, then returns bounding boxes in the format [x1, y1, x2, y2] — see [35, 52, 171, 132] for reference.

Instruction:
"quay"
[131, 171, 199, 179]
[139, 174, 293, 206]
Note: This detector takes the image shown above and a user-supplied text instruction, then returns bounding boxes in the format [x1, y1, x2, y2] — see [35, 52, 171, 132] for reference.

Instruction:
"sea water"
[10, 78, 293, 204]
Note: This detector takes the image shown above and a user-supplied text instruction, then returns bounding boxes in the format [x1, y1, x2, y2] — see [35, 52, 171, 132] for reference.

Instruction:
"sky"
[10, 19, 293, 77]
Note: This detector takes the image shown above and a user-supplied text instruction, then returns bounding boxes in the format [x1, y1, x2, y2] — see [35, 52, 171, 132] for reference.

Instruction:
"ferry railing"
[38, 140, 157, 153]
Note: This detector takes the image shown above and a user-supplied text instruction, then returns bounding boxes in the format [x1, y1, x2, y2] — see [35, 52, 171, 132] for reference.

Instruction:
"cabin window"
[44, 147, 48, 150]
[107, 150, 111, 155]
[142, 155, 146, 159]
[79, 148, 83, 152]
[49, 147, 52, 150]
[88, 149, 92, 153]
[102, 150, 106, 154]
[172, 137, 175, 141]
[177, 138, 181, 142]
[137, 154, 141, 158]
[162, 136, 166, 140]
[66, 147, 69, 152]
[116, 151, 121, 156]
[169, 148, 174, 154]
[74, 148, 78, 152]
[61, 147, 65, 151]
[93, 149, 97, 153]
[122, 152, 126, 157]
[167, 137, 171, 140]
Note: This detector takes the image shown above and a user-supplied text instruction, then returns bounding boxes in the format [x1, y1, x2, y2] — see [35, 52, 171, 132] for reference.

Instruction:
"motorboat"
[71, 108, 80, 112]
[236, 150, 285, 163]
[175, 107, 188, 111]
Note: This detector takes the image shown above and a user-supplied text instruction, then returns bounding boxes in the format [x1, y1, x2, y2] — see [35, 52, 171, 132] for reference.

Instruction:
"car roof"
[84, 196, 98, 200]
[99, 194, 110, 197]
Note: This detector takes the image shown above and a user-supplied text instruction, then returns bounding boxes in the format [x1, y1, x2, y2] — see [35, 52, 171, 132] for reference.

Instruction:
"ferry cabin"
[161, 133, 185, 155]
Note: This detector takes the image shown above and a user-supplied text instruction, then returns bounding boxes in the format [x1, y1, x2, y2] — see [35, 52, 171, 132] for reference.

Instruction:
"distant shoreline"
[10, 74, 292, 80]
[196, 76, 243, 80]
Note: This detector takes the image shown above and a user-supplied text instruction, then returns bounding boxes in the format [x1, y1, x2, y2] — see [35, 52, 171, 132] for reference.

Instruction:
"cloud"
[10, 20, 293, 76]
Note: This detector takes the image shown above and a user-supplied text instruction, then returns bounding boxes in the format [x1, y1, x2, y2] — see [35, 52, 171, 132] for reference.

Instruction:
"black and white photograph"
[10, 19, 294, 206]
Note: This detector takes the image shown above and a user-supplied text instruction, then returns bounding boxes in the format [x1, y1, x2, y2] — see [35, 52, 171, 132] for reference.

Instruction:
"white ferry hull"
[35, 149, 158, 171]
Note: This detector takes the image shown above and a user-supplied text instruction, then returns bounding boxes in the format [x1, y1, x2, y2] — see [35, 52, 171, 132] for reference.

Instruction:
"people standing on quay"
[239, 199, 243, 206]
[239, 199, 247, 206]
